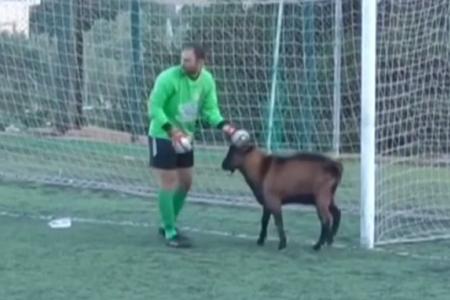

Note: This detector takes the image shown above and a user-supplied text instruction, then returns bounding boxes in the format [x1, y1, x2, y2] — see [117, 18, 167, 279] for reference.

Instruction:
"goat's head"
[221, 143, 255, 174]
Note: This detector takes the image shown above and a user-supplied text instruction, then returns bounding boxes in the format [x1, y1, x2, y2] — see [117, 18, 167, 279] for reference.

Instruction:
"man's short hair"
[182, 43, 206, 60]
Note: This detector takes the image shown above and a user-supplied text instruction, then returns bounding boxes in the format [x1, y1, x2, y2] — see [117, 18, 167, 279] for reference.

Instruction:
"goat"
[221, 144, 343, 251]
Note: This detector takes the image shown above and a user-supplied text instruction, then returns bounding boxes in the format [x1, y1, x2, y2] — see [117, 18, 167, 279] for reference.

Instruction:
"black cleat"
[158, 227, 192, 248]
[165, 234, 192, 248]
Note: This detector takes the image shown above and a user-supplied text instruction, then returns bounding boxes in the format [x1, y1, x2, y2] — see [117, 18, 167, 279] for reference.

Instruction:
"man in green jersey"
[148, 43, 249, 248]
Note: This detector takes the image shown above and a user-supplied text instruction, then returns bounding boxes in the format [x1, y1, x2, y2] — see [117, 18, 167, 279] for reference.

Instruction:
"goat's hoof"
[326, 237, 334, 246]
[312, 244, 321, 251]
[256, 238, 265, 246]
[278, 240, 287, 250]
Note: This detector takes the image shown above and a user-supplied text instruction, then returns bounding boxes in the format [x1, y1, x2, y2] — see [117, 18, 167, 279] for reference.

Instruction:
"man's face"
[181, 49, 203, 76]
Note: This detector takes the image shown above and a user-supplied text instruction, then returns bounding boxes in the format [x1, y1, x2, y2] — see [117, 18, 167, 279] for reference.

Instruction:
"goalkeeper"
[147, 43, 249, 248]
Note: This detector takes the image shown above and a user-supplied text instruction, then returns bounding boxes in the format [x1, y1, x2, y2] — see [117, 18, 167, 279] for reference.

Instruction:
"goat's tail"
[325, 159, 344, 195]
[325, 160, 343, 179]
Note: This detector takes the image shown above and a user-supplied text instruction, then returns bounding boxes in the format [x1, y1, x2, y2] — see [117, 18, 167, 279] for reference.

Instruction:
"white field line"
[1, 210, 449, 262]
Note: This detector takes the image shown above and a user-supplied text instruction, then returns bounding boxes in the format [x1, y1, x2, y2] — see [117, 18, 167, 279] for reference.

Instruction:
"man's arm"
[201, 75, 227, 129]
[201, 74, 250, 145]
[148, 73, 174, 134]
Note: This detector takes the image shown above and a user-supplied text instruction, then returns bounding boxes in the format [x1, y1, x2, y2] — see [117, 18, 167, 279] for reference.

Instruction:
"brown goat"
[221, 144, 343, 251]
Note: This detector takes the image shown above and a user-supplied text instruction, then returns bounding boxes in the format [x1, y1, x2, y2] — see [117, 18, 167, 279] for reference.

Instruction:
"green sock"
[173, 190, 188, 220]
[158, 189, 177, 239]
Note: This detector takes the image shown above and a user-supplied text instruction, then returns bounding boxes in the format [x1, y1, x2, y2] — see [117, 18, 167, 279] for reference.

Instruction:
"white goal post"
[360, 0, 376, 249]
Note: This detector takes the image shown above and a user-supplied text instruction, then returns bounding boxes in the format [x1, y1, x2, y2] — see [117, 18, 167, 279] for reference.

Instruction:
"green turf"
[1, 180, 450, 300]
[2, 132, 450, 244]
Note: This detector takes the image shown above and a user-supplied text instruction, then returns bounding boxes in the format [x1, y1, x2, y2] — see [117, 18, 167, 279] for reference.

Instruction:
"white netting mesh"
[1, 0, 449, 245]
[375, 0, 450, 244]
[0, 0, 360, 207]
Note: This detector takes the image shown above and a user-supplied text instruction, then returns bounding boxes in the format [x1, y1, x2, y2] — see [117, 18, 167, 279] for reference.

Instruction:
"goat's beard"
[225, 168, 236, 175]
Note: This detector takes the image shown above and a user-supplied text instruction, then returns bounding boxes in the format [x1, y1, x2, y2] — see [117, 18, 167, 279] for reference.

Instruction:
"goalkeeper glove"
[222, 123, 250, 147]
[163, 123, 193, 154]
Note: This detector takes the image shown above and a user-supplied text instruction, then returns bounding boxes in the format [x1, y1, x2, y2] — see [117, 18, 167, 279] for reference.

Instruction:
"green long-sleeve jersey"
[148, 65, 225, 139]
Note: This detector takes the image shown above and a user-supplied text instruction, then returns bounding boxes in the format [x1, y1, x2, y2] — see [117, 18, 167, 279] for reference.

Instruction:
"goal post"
[332, 0, 342, 156]
[360, 0, 376, 249]
[266, 0, 284, 153]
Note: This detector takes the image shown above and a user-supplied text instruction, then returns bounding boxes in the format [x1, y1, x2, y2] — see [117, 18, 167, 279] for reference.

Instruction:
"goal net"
[373, 0, 450, 245]
[0, 0, 449, 246]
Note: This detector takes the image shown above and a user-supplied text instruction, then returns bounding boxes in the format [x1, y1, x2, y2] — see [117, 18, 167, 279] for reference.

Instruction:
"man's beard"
[183, 66, 200, 78]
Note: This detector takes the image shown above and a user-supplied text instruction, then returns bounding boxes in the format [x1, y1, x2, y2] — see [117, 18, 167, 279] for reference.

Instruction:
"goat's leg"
[273, 211, 286, 250]
[313, 197, 332, 251]
[264, 195, 286, 250]
[313, 223, 329, 251]
[328, 202, 341, 244]
[257, 207, 271, 246]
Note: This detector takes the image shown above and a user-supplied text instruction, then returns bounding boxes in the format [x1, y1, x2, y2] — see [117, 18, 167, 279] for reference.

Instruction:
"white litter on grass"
[48, 217, 72, 229]
[123, 155, 136, 161]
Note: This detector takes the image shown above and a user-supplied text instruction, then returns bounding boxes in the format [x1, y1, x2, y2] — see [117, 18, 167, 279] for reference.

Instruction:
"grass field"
[1, 180, 450, 300]
[2, 131, 450, 241]
[2, 131, 450, 299]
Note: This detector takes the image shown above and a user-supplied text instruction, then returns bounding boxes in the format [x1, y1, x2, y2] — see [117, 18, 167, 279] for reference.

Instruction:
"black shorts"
[148, 136, 194, 170]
